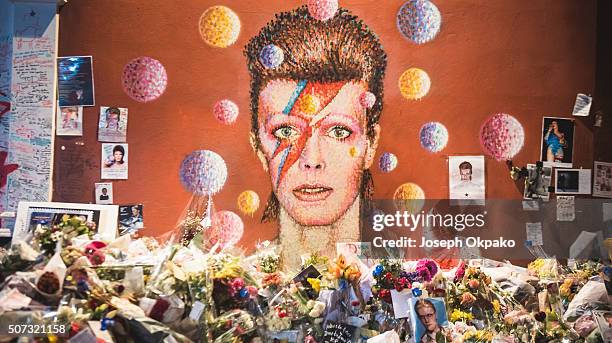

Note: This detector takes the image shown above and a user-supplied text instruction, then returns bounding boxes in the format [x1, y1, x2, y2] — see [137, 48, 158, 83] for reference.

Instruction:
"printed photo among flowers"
[409, 297, 449, 343]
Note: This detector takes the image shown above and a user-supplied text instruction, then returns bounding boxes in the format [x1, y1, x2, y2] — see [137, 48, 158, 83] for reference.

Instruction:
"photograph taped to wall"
[118, 204, 143, 235]
[95, 182, 113, 205]
[12, 201, 119, 244]
[101, 143, 128, 179]
[57, 56, 95, 107]
[540, 117, 574, 168]
[56, 102, 82, 136]
[572, 93, 592, 117]
[523, 163, 552, 201]
[555, 168, 591, 195]
[448, 155, 485, 205]
[593, 161, 612, 198]
[98, 106, 128, 142]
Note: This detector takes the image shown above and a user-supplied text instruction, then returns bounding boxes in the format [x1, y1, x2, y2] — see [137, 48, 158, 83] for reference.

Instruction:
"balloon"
[412, 288, 423, 297]
[179, 150, 228, 196]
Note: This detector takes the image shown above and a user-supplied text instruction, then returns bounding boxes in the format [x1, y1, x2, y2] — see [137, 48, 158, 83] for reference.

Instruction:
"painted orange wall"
[53, 0, 597, 250]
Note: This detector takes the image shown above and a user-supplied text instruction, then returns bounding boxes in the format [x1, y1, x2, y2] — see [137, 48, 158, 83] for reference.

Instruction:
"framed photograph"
[448, 155, 485, 205]
[593, 161, 612, 198]
[98, 106, 128, 142]
[523, 163, 552, 201]
[555, 169, 592, 195]
[56, 102, 83, 136]
[95, 182, 113, 204]
[57, 56, 95, 107]
[409, 297, 449, 343]
[101, 143, 128, 179]
[12, 201, 119, 245]
[540, 117, 574, 168]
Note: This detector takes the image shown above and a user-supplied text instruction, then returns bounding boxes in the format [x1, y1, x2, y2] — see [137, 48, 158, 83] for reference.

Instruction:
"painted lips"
[292, 184, 333, 202]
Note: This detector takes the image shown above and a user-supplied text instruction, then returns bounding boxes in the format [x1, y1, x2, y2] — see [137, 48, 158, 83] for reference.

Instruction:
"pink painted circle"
[121, 56, 168, 103]
[209, 210, 244, 248]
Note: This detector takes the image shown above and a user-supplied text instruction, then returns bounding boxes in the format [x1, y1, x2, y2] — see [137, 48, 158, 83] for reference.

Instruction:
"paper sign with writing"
[322, 321, 356, 343]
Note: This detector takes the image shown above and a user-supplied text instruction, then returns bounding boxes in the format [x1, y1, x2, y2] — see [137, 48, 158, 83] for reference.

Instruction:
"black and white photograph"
[523, 163, 552, 201]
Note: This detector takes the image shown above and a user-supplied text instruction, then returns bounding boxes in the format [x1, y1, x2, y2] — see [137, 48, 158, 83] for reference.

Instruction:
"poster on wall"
[55, 102, 83, 136]
[95, 182, 113, 205]
[101, 143, 128, 179]
[118, 204, 143, 235]
[555, 168, 591, 195]
[540, 117, 574, 168]
[57, 56, 95, 107]
[523, 163, 552, 201]
[98, 106, 128, 142]
[593, 161, 612, 198]
[448, 155, 485, 205]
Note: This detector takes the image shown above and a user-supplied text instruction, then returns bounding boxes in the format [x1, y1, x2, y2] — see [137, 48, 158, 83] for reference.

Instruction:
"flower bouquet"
[33, 215, 96, 255]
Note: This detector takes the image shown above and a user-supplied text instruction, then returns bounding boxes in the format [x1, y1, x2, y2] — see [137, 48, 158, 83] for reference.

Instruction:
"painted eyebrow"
[265, 113, 308, 126]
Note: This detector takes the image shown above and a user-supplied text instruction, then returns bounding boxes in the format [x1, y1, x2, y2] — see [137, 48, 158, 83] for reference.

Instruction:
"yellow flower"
[492, 300, 501, 314]
[307, 278, 321, 292]
[450, 309, 473, 322]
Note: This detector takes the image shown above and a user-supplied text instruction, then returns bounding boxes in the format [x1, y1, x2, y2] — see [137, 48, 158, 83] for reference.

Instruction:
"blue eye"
[273, 125, 300, 140]
[327, 126, 352, 140]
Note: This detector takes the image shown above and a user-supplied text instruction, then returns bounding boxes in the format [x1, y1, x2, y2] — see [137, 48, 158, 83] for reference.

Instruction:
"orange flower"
[467, 279, 480, 289]
[460, 292, 477, 306]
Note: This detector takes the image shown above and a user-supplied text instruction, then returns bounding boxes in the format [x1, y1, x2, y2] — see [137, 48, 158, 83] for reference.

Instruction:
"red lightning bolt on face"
[271, 81, 346, 188]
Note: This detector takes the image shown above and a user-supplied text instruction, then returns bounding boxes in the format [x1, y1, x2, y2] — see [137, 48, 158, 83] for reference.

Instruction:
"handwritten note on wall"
[1, 3, 56, 229]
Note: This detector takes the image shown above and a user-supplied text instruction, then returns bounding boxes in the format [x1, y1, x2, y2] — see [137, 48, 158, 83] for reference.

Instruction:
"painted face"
[113, 150, 123, 162]
[256, 79, 377, 226]
[417, 305, 437, 332]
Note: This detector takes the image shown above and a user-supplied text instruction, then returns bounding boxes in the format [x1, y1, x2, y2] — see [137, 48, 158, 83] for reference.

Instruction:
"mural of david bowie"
[244, 5, 387, 269]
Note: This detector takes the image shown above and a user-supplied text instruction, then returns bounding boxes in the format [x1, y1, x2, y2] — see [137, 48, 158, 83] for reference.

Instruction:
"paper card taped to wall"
[572, 93, 592, 116]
